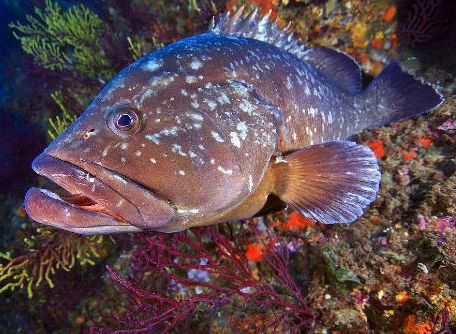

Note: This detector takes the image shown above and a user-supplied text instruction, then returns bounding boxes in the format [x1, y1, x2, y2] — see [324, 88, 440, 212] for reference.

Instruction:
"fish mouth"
[24, 154, 175, 234]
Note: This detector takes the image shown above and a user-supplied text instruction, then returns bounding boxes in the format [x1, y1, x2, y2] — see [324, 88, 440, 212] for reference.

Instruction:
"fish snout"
[26, 153, 176, 234]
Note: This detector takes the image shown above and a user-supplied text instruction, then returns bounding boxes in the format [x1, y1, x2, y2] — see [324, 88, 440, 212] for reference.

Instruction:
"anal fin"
[273, 141, 380, 224]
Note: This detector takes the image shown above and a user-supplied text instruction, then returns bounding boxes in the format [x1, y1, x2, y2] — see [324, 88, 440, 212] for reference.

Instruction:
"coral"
[0, 226, 111, 298]
[9, 0, 114, 82]
[90, 226, 315, 333]
[397, 0, 450, 46]
[367, 140, 386, 159]
[245, 242, 264, 261]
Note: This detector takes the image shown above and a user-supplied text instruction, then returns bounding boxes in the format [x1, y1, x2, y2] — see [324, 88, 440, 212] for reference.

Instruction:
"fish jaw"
[24, 154, 175, 234]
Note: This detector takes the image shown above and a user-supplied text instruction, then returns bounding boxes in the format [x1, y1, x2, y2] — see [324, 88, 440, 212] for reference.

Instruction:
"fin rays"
[208, 6, 309, 59]
[273, 141, 381, 224]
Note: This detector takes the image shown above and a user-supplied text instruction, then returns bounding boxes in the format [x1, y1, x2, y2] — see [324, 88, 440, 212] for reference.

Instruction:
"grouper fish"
[24, 8, 444, 234]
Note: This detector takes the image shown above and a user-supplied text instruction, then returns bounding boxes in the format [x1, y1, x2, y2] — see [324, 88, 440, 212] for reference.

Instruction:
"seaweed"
[47, 90, 77, 139]
[0, 226, 112, 298]
[9, 0, 114, 81]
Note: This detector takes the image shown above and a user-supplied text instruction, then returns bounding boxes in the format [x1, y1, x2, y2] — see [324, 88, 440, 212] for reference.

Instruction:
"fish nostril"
[83, 129, 96, 140]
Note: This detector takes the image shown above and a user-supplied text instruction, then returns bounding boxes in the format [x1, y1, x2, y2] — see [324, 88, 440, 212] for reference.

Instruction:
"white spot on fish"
[236, 121, 248, 140]
[190, 59, 203, 70]
[308, 107, 318, 116]
[143, 59, 163, 72]
[150, 158, 157, 164]
[211, 131, 224, 143]
[177, 208, 199, 214]
[145, 134, 160, 144]
[172, 144, 187, 156]
[161, 127, 179, 136]
[191, 101, 199, 109]
[178, 170, 186, 175]
[186, 75, 197, 83]
[286, 76, 292, 90]
[121, 157, 127, 164]
[135, 150, 142, 156]
[204, 99, 217, 111]
[210, 159, 215, 165]
[139, 89, 156, 106]
[217, 93, 230, 105]
[181, 89, 188, 96]
[187, 112, 204, 122]
[218, 166, 233, 175]
[121, 143, 129, 150]
[230, 132, 241, 148]
[248, 175, 253, 192]
[239, 99, 255, 115]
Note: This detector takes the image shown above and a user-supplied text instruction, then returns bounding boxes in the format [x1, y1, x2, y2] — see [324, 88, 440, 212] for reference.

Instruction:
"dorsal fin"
[303, 46, 363, 94]
[209, 8, 363, 95]
[208, 6, 309, 59]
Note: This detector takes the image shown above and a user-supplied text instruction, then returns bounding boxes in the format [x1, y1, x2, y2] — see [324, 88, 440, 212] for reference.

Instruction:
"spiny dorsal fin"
[303, 46, 363, 94]
[209, 9, 364, 94]
[272, 141, 380, 224]
[208, 6, 309, 59]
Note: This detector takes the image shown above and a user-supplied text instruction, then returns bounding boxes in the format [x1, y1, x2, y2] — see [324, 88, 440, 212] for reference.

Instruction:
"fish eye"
[108, 109, 141, 136]
[116, 112, 135, 129]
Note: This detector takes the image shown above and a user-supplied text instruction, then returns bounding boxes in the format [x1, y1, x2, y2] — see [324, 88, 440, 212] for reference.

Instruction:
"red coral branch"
[90, 226, 315, 333]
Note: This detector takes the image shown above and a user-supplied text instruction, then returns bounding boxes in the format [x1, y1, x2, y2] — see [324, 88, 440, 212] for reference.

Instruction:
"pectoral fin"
[272, 141, 380, 224]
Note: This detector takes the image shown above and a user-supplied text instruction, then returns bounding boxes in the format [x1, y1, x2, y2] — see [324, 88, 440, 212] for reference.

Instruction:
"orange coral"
[402, 152, 417, 160]
[371, 38, 383, 49]
[283, 212, 315, 230]
[227, 0, 280, 17]
[251, 0, 280, 15]
[16, 206, 26, 218]
[395, 291, 411, 303]
[403, 315, 432, 334]
[245, 243, 264, 261]
[418, 137, 432, 148]
[383, 6, 397, 22]
[367, 140, 385, 158]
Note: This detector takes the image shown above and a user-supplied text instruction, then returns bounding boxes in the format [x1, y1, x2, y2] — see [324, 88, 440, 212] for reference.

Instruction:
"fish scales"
[24, 9, 444, 234]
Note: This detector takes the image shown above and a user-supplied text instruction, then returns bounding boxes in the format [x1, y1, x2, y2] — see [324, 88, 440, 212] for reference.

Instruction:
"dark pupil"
[117, 114, 132, 127]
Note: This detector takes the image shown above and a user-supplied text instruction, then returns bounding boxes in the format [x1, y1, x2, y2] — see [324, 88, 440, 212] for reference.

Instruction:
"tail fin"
[364, 61, 444, 126]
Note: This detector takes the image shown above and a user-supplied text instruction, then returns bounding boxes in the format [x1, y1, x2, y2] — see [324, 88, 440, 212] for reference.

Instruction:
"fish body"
[24, 9, 444, 234]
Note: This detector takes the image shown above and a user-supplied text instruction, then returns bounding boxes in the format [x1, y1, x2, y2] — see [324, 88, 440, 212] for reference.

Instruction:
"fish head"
[24, 50, 246, 234]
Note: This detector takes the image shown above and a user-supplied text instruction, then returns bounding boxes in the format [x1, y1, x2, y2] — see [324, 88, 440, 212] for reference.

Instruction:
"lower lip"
[24, 187, 124, 229]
